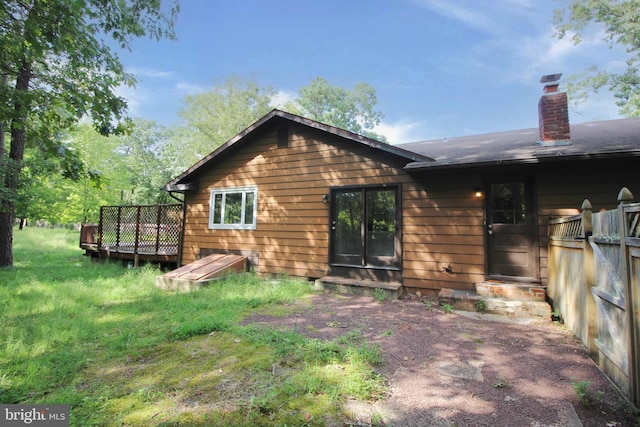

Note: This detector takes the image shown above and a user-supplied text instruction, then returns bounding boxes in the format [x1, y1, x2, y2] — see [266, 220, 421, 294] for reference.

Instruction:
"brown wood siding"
[402, 173, 485, 292]
[179, 126, 640, 294]
[181, 125, 414, 280]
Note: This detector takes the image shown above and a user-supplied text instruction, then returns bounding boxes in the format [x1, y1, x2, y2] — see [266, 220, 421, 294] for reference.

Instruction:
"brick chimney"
[538, 73, 571, 146]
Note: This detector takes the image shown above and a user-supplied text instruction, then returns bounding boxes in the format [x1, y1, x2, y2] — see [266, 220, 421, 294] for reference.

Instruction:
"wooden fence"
[548, 188, 640, 407]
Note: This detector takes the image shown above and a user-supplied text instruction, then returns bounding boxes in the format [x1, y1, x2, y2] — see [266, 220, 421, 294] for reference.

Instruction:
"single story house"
[163, 77, 640, 295]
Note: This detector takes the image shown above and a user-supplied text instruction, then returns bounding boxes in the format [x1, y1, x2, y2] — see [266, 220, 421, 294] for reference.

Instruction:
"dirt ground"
[242, 292, 639, 427]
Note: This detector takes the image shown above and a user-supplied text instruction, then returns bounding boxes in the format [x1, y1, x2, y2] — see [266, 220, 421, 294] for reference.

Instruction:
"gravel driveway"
[243, 292, 639, 426]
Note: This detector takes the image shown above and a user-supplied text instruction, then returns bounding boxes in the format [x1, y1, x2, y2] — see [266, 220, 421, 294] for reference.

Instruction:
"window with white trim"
[209, 186, 258, 229]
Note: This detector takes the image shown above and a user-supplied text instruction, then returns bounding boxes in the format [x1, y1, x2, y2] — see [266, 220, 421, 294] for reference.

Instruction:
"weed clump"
[571, 380, 604, 405]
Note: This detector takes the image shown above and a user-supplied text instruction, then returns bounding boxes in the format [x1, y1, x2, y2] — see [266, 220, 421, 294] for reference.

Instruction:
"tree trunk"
[0, 61, 31, 267]
[0, 213, 13, 266]
[0, 74, 7, 215]
[0, 75, 9, 267]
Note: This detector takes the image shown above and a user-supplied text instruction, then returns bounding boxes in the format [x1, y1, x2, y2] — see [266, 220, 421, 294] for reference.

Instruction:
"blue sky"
[115, 0, 628, 144]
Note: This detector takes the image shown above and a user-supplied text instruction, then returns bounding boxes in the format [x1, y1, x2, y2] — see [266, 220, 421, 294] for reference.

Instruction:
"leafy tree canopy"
[0, 0, 179, 266]
[554, 0, 640, 116]
[4, 72, 392, 231]
[285, 77, 386, 141]
[170, 76, 275, 168]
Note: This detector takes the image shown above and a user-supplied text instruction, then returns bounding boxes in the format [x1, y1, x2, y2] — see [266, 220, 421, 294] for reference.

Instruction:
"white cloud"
[496, 28, 581, 83]
[412, 0, 629, 91]
[115, 84, 143, 116]
[412, 0, 539, 35]
[374, 120, 426, 145]
[270, 89, 297, 109]
[128, 66, 174, 79]
[463, 17, 628, 90]
[418, 0, 493, 31]
[175, 81, 211, 95]
[504, 0, 536, 7]
[569, 89, 621, 123]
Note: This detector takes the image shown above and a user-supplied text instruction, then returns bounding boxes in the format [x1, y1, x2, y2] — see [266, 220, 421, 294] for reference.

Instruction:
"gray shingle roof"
[399, 118, 640, 172]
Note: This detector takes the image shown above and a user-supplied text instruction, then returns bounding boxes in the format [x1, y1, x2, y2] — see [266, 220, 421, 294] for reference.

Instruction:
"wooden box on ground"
[155, 254, 247, 291]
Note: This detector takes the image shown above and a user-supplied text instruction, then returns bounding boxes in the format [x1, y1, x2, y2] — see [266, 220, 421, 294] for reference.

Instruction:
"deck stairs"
[438, 281, 552, 320]
[155, 254, 247, 291]
[314, 276, 404, 300]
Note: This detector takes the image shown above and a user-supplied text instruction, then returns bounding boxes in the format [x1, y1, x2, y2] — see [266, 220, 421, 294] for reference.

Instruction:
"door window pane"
[366, 190, 396, 257]
[335, 191, 362, 256]
[491, 183, 526, 224]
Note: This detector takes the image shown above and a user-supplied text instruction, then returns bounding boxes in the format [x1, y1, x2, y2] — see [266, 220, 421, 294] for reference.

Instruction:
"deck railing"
[81, 204, 182, 263]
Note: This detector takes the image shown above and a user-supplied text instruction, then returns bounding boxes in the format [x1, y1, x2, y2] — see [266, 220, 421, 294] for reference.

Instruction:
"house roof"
[164, 109, 434, 192]
[400, 117, 640, 172]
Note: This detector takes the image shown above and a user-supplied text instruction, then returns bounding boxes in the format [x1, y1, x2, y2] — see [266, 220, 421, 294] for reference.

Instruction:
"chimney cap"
[540, 73, 562, 84]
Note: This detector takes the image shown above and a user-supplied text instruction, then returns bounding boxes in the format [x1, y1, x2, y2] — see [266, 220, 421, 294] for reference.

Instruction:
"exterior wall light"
[474, 188, 483, 198]
[322, 194, 330, 204]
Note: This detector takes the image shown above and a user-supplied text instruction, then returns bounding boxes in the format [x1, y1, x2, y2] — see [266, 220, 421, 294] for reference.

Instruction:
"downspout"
[168, 191, 186, 267]
[168, 191, 184, 203]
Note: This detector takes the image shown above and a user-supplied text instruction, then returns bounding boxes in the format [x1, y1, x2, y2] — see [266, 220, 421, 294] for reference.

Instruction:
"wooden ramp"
[155, 254, 247, 291]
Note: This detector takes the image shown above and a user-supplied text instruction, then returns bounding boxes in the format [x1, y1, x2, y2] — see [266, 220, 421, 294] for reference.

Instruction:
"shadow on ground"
[243, 293, 639, 427]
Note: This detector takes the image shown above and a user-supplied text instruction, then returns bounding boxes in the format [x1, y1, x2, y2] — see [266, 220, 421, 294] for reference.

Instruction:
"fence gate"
[590, 207, 630, 396]
[548, 188, 640, 407]
[620, 201, 640, 406]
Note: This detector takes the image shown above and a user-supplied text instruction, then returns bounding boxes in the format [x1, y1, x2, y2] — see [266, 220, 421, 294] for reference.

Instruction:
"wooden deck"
[155, 254, 247, 291]
[80, 204, 182, 265]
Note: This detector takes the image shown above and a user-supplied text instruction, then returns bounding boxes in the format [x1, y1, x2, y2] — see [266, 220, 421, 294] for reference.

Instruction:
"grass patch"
[0, 227, 386, 426]
[440, 302, 454, 314]
[373, 288, 386, 303]
[571, 379, 604, 405]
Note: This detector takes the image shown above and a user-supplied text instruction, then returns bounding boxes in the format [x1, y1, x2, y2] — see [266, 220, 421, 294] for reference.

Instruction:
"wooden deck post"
[582, 199, 598, 361]
[134, 206, 141, 268]
[98, 206, 104, 256]
[116, 206, 122, 251]
[155, 205, 162, 255]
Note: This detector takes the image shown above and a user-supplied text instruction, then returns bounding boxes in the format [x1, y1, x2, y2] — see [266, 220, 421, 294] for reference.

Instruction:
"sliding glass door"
[331, 186, 399, 268]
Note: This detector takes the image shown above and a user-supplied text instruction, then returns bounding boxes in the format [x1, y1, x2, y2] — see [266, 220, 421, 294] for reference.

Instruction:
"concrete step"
[315, 276, 404, 300]
[438, 288, 552, 320]
[475, 281, 547, 301]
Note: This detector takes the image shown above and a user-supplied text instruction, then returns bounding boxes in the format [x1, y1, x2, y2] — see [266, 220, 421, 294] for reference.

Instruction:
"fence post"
[581, 199, 599, 360]
[617, 187, 639, 405]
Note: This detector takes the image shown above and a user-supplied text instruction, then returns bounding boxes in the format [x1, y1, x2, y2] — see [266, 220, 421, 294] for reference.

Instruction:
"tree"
[66, 125, 123, 223]
[554, 0, 640, 116]
[164, 76, 388, 174]
[168, 76, 275, 168]
[0, 0, 179, 267]
[285, 77, 386, 141]
[14, 147, 65, 227]
[113, 118, 172, 205]
[24, 121, 173, 225]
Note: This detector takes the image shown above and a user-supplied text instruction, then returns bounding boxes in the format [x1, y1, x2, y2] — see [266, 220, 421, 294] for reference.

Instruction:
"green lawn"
[0, 228, 384, 426]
